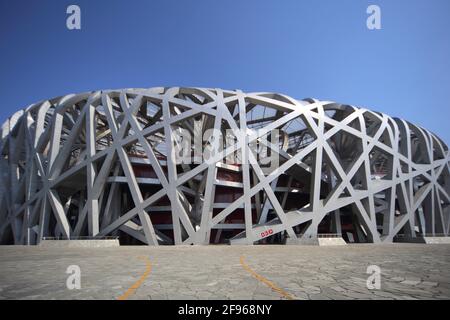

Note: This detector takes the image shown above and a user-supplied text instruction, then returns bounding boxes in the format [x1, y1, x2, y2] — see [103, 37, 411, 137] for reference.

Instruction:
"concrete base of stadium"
[285, 237, 347, 246]
[318, 237, 347, 246]
[423, 237, 450, 244]
[394, 237, 450, 244]
[39, 239, 120, 248]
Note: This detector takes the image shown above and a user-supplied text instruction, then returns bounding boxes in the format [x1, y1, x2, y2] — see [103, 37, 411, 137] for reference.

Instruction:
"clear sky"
[0, 0, 449, 143]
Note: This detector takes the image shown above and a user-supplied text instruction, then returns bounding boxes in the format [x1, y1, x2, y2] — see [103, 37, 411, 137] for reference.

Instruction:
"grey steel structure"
[0, 87, 449, 245]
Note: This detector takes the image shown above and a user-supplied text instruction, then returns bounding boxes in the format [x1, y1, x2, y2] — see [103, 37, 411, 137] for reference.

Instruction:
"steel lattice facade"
[0, 87, 449, 245]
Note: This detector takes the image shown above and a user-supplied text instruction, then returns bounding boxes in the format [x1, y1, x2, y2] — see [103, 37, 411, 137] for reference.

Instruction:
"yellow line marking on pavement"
[240, 255, 294, 300]
[117, 256, 152, 300]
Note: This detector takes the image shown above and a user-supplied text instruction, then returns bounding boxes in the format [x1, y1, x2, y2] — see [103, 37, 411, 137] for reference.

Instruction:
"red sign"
[260, 229, 274, 238]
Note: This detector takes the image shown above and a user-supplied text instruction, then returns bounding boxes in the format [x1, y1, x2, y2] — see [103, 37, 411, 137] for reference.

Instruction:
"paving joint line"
[117, 256, 152, 300]
[240, 255, 294, 300]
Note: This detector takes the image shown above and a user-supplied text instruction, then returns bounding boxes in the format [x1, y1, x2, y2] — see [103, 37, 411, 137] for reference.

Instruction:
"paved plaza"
[0, 244, 449, 300]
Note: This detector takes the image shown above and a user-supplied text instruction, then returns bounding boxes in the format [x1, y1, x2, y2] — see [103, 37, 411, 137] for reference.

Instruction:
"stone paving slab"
[0, 244, 449, 300]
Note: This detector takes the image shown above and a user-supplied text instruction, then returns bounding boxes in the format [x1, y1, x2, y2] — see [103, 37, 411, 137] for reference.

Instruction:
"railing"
[317, 233, 343, 238]
[41, 236, 119, 240]
[394, 233, 447, 238]
[295, 233, 343, 239]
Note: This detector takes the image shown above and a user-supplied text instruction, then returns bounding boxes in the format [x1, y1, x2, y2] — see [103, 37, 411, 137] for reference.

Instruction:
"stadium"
[0, 87, 448, 245]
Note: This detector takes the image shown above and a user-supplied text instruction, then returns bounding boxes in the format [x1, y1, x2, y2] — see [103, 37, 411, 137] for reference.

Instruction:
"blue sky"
[0, 0, 449, 143]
